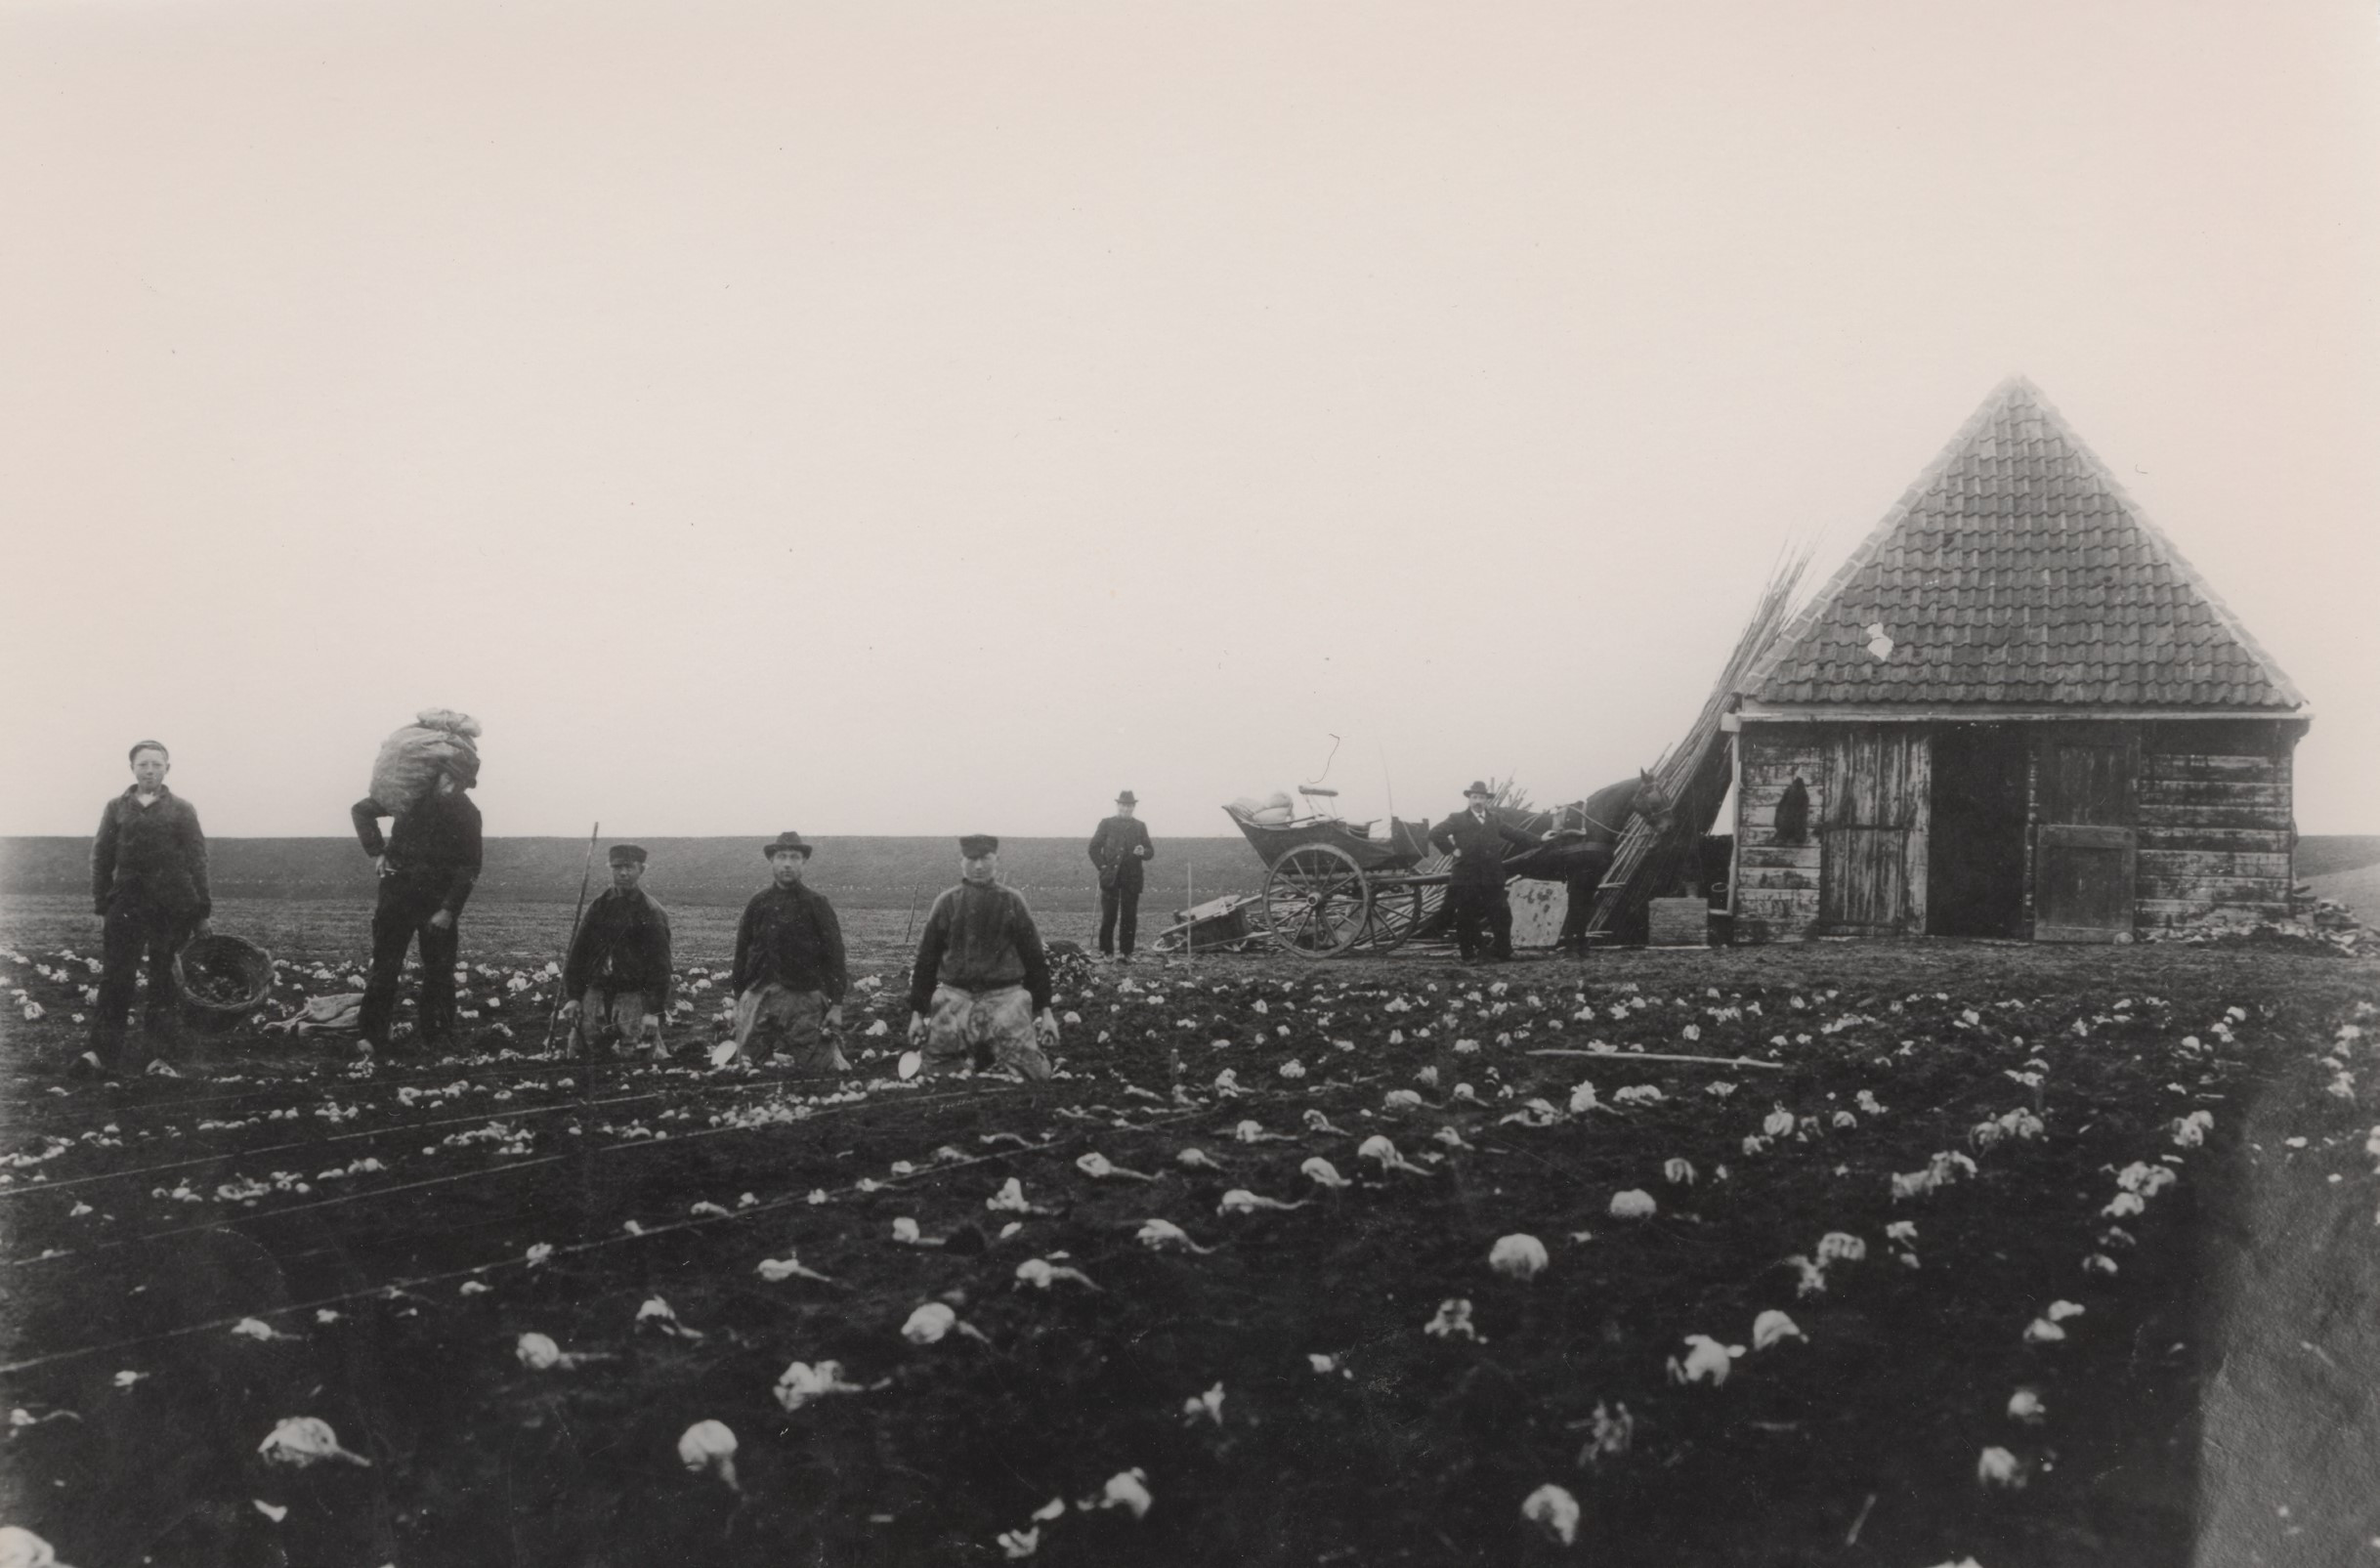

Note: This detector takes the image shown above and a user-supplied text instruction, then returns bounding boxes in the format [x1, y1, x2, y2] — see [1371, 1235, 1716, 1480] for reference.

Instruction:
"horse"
[1504, 771, 1680, 949]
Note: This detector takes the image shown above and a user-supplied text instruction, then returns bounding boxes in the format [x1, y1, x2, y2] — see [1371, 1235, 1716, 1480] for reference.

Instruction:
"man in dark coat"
[560, 844, 674, 1061]
[1429, 781, 1539, 963]
[78, 740, 211, 1077]
[907, 835, 1058, 1081]
[730, 831, 848, 1071]
[351, 754, 484, 1056]
[1086, 789, 1156, 959]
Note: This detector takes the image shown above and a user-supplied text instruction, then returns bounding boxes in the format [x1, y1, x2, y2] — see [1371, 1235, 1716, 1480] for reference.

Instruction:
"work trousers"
[360, 872, 462, 1047]
[732, 984, 846, 1073]
[90, 897, 199, 1068]
[1448, 882, 1514, 960]
[574, 987, 663, 1060]
[1559, 874, 1599, 947]
[1097, 883, 1141, 956]
[920, 983, 1051, 1082]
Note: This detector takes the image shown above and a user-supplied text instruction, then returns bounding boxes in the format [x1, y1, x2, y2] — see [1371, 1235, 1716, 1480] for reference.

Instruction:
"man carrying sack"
[1086, 788, 1155, 961]
[729, 831, 848, 1072]
[352, 753, 484, 1055]
[904, 834, 1059, 1082]
[559, 844, 673, 1061]
[78, 740, 212, 1078]
[1429, 780, 1540, 964]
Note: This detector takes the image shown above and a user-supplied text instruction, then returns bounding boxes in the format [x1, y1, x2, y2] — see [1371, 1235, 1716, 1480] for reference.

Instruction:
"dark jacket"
[93, 787, 210, 917]
[1087, 815, 1156, 893]
[1429, 807, 1539, 888]
[733, 881, 847, 1002]
[352, 791, 483, 916]
[909, 879, 1052, 1015]
[564, 887, 674, 1010]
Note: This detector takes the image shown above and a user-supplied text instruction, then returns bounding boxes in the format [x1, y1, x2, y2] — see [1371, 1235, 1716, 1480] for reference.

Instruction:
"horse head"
[1636, 769, 1679, 833]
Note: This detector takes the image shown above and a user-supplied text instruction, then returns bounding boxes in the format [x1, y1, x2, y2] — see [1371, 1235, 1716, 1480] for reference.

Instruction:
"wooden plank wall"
[1817, 725, 1931, 934]
[1733, 727, 1823, 941]
[2135, 720, 2299, 929]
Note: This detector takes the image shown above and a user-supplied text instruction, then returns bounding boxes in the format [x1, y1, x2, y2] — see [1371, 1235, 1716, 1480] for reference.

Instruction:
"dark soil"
[3, 896, 2376, 1567]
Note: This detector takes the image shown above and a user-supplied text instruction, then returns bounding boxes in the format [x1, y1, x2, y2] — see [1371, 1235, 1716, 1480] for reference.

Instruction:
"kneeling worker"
[559, 843, 672, 1060]
[905, 834, 1059, 1081]
[730, 831, 848, 1071]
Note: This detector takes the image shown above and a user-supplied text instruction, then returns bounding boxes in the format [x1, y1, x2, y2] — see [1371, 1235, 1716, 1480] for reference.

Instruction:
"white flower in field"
[1416, 1065, 1440, 1087]
[1076, 1152, 1155, 1181]
[1815, 1232, 1865, 1264]
[1855, 1090, 1887, 1116]
[676, 1420, 739, 1489]
[1301, 1108, 1349, 1135]
[1015, 1257, 1100, 1292]
[1181, 1382, 1225, 1425]
[1663, 1158, 1695, 1187]
[2102, 1191, 2146, 1218]
[1666, 1335, 1743, 1386]
[1451, 1081, 1481, 1104]
[902, 1302, 960, 1344]
[515, 1333, 567, 1371]
[1300, 1157, 1351, 1190]
[1520, 1483, 1581, 1546]
[1097, 1468, 1154, 1519]
[756, 1253, 833, 1284]
[1233, 1120, 1293, 1144]
[2046, 1299, 2084, 1322]
[259, 1416, 371, 1467]
[1607, 1189, 1657, 1220]
[1433, 1126, 1472, 1151]
[1488, 1234, 1549, 1281]
[1578, 1401, 1634, 1465]
[1706, 1081, 1738, 1099]
[252, 1501, 286, 1522]
[1976, 1446, 2024, 1488]
[1357, 1135, 1430, 1175]
[1424, 1298, 1480, 1341]
[2083, 1252, 2118, 1277]
[0, 1527, 68, 1568]
[997, 1526, 1040, 1559]
[230, 1318, 295, 1342]
[1613, 1084, 1664, 1107]
[1567, 1080, 1601, 1114]
[1218, 1189, 1303, 1215]
[865, 1019, 889, 1037]
[1382, 1089, 1424, 1112]
[1831, 1111, 1857, 1129]
[1277, 1059, 1306, 1081]
[1173, 1148, 1219, 1171]
[524, 1243, 555, 1268]
[2008, 1388, 2047, 1423]
[987, 1177, 1034, 1211]
[1762, 1106, 1795, 1137]
[1135, 1218, 1217, 1254]
[890, 1217, 926, 1246]
[1751, 1310, 1802, 1350]
[1885, 1221, 1917, 1243]
[2022, 1317, 2066, 1344]
[2173, 1111, 2213, 1149]
[773, 1360, 871, 1412]
[1308, 1353, 1340, 1374]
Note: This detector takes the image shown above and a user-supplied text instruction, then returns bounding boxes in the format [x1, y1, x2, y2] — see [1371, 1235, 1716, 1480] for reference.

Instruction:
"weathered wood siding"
[1817, 726, 1930, 935]
[1732, 727, 1823, 941]
[2134, 720, 2298, 928]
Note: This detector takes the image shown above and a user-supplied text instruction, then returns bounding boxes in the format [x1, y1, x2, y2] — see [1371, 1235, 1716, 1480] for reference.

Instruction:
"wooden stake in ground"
[1525, 1047, 1786, 1072]
[540, 823, 599, 1057]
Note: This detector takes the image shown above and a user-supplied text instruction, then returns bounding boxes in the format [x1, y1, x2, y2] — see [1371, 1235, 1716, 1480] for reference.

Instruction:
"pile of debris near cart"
[2143, 889, 2377, 956]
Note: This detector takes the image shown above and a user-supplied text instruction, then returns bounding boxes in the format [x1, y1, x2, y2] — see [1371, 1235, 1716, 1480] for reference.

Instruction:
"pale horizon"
[6, 0, 2376, 837]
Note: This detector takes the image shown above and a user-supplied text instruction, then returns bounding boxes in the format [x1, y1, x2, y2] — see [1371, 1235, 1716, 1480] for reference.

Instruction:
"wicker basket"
[175, 933, 275, 1033]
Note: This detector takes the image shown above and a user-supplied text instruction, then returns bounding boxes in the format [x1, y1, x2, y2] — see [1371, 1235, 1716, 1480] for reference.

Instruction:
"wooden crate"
[1647, 897, 1709, 949]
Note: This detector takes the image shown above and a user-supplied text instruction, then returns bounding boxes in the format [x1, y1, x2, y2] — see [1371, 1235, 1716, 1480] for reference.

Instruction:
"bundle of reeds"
[1584, 542, 1814, 941]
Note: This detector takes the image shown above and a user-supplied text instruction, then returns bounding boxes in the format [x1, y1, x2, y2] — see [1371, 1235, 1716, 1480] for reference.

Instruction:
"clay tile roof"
[1742, 378, 2305, 711]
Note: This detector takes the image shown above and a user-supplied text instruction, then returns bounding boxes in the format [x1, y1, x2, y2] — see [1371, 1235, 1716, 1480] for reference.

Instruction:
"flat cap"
[608, 844, 648, 865]
[958, 833, 999, 859]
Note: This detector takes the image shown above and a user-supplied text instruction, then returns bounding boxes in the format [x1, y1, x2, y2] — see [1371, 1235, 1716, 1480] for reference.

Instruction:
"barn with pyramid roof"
[1724, 377, 2312, 943]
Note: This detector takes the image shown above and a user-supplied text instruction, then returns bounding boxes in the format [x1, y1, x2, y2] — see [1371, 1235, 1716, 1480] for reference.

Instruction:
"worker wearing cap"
[352, 752, 483, 1056]
[905, 835, 1059, 1081]
[78, 740, 212, 1078]
[559, 844, 673, 1061]
[1429, 781, 1539, 963]
[1086, 789, 1156, 960]
[729, 831, 848, 1071]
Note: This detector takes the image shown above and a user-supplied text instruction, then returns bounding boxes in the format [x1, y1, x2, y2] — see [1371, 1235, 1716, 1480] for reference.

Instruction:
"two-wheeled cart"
[1224, 787, 1452, 956]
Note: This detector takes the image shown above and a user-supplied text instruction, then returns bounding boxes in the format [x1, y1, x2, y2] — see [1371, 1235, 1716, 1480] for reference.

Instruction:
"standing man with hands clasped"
[1430, 780, 1539, 964]
[77, 740, 212, 1079]
[1086, 788, 1155, 961]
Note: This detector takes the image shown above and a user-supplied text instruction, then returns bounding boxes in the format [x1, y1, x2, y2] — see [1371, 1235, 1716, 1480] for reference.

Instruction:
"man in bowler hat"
[906, 835, 1059, 1081]
[1429, 781, 1539, 963]
[1086, 789, 1156, 960]
[559, 844, 673, 1061]
[730, 831, 848, 1071]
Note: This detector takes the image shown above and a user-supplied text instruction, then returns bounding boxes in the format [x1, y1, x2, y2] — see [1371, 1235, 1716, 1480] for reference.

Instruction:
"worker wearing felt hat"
[1429, 781, 1541, 964]
[560, 843, 673, 1061]
[1086, 789, 1156, 961]
[905, 834, 1060, 1082]
[729, 831, 850, 1072]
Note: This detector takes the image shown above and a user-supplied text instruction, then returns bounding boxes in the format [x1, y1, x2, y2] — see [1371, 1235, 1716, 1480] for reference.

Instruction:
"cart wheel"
[1364, 883, 1429, 952]
[1262, 844, 1373, 956]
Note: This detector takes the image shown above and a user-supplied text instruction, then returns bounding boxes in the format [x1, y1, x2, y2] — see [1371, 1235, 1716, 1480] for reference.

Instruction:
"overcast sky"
[5, 0, 2375, 839]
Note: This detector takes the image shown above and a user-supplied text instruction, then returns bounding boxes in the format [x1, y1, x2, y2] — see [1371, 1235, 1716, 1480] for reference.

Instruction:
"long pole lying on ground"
[1524, 1047, 1786, 1072]
[540, 823, 600, 1056]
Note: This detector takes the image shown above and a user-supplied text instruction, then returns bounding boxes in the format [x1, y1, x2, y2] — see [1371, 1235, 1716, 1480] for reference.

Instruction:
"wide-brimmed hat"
[608, 844, 648, 866]
[958, 833, 999, 858]
[761, 831, 814, 860]
[1464, 781, 1493, 799]
[1115, 790, 1137, 807]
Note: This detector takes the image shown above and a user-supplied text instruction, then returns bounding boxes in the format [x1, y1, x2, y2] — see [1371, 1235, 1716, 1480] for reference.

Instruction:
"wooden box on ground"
[1647, 897, 1708, 949]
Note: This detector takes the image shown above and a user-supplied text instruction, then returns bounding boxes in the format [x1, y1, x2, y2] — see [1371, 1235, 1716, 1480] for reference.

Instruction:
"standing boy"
[80, 740, 211, 1077]
[559, 844, 673, 1060]
[352, 755, 484, 1055]
[1086, 789, 1156, 960]
[729, 831, 848, 1072]
[1429, 781, 1539, 963]
[906, 834, 1059, 1081]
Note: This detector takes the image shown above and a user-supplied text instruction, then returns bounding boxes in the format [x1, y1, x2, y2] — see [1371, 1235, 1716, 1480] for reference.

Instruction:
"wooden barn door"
[1818, 726, 1930, 935]
[2033, 726, 2139, 943]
